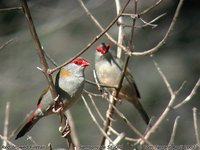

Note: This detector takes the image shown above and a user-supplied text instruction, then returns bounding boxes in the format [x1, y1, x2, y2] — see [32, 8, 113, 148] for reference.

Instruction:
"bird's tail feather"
[133, 100, 150, 125]
[15, 113, 40, 140]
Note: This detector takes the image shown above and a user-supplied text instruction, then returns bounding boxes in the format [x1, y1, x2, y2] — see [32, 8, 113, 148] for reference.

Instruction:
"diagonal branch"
[173, 78, 200, 109]
[131, 0, 184, 56]
[77, 0, 128, 55]
[0, 39, 15, 50]
[49, 0, 131, 75]
[20, 0, 57, 99]
[167, 116, 180, 147]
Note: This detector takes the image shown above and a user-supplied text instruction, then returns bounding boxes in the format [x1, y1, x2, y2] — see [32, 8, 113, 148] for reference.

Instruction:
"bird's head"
[96, 43, 110, 54]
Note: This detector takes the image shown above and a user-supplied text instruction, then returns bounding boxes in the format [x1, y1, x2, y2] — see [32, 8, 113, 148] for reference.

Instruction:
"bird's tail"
[15, 111, 41, 140]
[133, 100, 150, 125]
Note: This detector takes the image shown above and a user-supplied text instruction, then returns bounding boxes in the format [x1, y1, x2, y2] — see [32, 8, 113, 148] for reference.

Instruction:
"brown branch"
[77, 0, 128, 55]
[49, 0, 131, 75]
[64, 111, 80, 148]
[81, 95, 115, 145]
[20, 0, 74, 148]
[100, 0, 137, 145]
[131, 0, 184, 56]
[104, 97, 156, 149]
[20, 0, 57, 98]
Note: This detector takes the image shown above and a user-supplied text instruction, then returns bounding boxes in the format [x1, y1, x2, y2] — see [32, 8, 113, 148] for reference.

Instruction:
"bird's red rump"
[28, 103, 41, 122]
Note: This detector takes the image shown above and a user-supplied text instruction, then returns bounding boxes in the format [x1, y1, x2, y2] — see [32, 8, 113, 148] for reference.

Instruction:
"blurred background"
[0, 0, 199, 148]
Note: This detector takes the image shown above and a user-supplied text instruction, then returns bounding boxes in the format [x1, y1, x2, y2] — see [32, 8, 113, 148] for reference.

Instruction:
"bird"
[15, 58, 89, 139]
[95, 43, 150, 125]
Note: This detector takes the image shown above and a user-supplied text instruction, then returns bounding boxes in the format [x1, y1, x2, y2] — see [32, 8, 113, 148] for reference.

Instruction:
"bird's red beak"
[81, 59, 90, 67]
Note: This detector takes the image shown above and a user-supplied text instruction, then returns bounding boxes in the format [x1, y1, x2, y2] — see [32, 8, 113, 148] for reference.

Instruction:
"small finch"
[15, 58, 89, 139]
[95, 43, 150, 125]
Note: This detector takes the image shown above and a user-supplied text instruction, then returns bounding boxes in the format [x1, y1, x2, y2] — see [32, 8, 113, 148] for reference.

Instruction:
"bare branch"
[140, 57, 177, 144]
[139, 0, 163, 16]
[152, 57, 173, 96]
[0, 39, 15, 50]
[173, 78, 200, 109]
[64, 111, 80, 148]
[168, 116, 180, 146]
[107, 98, 156, 149]
[20, 0, 57, 99]
[81, 95, 115, 145]
[2, 102, 10, 149]
[131, 0, 184, 56]
[0, 7, 22, 12]
[20, 0, 75, 148]
[0, 134, 22, 150]
[115, 0, 124, 58]
[193, 108, 200, 147]
[77, 0, 128, 55]
[27, 136, 37, 145]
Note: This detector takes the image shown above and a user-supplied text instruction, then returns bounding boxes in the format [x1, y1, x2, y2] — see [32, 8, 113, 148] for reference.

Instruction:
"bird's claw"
[59, 120, 71, 138]
[54, 95, 60, 102]
[52, 106, 63, 113]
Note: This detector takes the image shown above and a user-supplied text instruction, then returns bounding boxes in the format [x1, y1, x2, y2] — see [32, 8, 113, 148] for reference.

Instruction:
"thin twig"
[193, 108, 200, 147]
[131, 0, 184, 56]
[27, 136, 37, 145]
[105, 98, 157, 149]
[0, 134, 22, 150]
[0, 7, 22, 12]
[65, 111, 80, 148]
[0, 39, 15, 50]
[2, 102, 10, 149]
[81, 95, 115, 145]
[120, 13, 166, 29]
[20, 0, 57, 98]
[167, 116, 180, 147]
[49, 0, 131, 74]
[140, 57, 177, 144]
[173, 78, 200, 109]
[115, 0, 124, 58]
[139, 0, 163, 16]
[152, 57, 173, 96]
[87, 91, 132, 143]
[88, 94, 105, 122]
[77, 0, 128, 55]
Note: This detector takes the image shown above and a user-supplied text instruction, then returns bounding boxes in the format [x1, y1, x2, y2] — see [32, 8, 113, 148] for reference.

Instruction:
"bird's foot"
[52, 101, 65, 114]
[59, 119, 71, 138]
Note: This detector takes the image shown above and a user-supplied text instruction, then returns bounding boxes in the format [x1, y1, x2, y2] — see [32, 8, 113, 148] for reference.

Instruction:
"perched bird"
[95, 43, 150, 125]
[15, 58, 89, 139]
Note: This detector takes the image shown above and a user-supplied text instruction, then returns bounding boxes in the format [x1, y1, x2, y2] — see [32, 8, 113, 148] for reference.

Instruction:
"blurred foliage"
[0, 0, 200, 148]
